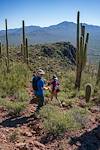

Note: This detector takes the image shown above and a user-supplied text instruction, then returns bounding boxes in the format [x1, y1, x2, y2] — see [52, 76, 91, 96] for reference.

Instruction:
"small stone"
[31, 130, 36, 134]
[21, 131, 32, 137]
[79, 101, 86, 108]
[15, 142, 28, 150]
[34, 141, 45, 150]
[90, 106, 100, 113]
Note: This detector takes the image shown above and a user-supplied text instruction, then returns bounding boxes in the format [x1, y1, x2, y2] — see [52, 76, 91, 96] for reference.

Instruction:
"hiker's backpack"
[32, 76, 41, 90]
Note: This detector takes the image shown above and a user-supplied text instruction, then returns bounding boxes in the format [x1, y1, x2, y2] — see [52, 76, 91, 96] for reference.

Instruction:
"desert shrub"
[0, 98, 26, 115]
[80, 72, 96, 91]
[59, 91, 78, 106]
[61, 71, 75, 92]
[78, 90, 85, 98]
[9, 130, 18, 143]
[0, 97, 5, 106]
[92, 89, 100, 104]
[94, 85, 100, 96]
[97, 92, 100, 103]
[59, 92, 68, 101]
[67, 107, 89, 129]
[60, 70, 97, 100]
[61, 98, 78, 107]
[40, 104, 89, 136]
[6, 101, 26, 115]
[0, 62, 31, 97]
[40, 104, 67, 136]
[15, 89, 30, 102]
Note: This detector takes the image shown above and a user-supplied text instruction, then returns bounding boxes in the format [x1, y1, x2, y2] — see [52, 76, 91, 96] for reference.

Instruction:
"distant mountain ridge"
[0, 21, 100, 63]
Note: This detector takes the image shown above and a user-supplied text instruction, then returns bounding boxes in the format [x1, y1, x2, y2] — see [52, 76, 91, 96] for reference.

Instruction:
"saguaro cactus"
[75, 11, 89, 90]
[5, 19, 9, 72]
[25, 38, 29, 65]
[21, 43, 23, 55]
[85, 83, 92, 103]
[22, 20, 26, 61]
[96, 61, 100, 85]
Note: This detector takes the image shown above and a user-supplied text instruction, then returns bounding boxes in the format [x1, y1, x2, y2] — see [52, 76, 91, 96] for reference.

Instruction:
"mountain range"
[0, 21, 100, 63]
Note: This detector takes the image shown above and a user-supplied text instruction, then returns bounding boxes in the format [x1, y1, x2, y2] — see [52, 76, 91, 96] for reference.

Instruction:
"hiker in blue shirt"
[32, 69, 45, 112]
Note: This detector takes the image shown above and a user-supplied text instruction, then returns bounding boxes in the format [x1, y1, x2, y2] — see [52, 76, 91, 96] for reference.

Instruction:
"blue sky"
[0, 0, 100, 30]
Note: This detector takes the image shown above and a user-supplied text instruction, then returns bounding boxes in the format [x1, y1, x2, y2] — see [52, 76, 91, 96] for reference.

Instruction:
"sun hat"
[53, 75, 58, 80]
[37, 69, 45, 75]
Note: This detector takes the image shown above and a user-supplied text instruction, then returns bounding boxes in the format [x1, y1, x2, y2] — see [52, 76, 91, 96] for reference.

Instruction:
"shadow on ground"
[69, 125, 100, 150]
[0, 114, 37, 128]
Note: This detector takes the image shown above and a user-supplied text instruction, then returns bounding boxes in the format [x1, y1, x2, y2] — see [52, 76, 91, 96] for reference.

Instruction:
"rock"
[62, 102, 72, 108]
[22, 131, 32, 137]
[90, 106, 100, 113]
[15, 143, 28, 150]
[79, 101, 86, 108]
[34, 141, 45, 150]
[31, 130, 36, 135]
[95, 115, 100, 123]
[76, 141, 81, 146]
[62, 102, 66, 107]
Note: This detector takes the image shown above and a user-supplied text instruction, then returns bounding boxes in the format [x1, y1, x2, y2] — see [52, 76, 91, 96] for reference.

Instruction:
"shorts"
[52, 89, 60, 94]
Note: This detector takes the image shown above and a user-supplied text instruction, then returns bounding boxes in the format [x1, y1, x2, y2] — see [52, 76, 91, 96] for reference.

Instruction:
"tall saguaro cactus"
[5, 19, 9, 72]
[76, 11, 80, 66]
[96, 61, 100, 85]
[22, 20, 26, 61]
[25, 38, 29, 65]
[75, 11, 89, 90]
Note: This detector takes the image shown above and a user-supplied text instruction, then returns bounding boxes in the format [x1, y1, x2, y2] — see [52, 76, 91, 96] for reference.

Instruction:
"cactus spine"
[85, 84, 92, 102]
[75, 11, 89, 90]
[5, 19, 9, 72]
[25, 38, 29, 65]
[96, 61, 100, 85]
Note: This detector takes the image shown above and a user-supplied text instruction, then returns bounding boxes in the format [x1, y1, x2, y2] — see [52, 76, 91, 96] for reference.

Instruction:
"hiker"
[32, 69, 45, 112]
[48, 75, 61, 106]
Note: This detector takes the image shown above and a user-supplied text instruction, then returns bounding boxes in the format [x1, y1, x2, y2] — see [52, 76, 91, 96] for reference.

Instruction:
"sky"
[0, 0, 100, 30]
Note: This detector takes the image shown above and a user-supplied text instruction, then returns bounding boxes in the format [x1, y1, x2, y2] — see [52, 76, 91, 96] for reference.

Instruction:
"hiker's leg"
[51, 92, 54, 101]
[55, 93, 62, 107]
[36, 95, 44, 111]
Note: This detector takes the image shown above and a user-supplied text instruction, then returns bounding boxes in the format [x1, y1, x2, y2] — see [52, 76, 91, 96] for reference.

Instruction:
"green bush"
[40, 104, 67, 136]
[0, 98, 26, 115]
[67, 107, 89, 129]
[0, 62, 31, 97]
[60, 70, 96, 95]
[15, 89, 30, 102]
[40, 104, 89, 135]
[6, 101, 26, 115]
